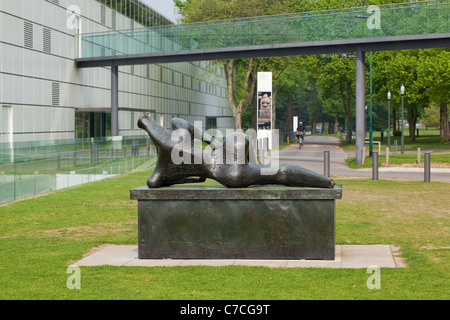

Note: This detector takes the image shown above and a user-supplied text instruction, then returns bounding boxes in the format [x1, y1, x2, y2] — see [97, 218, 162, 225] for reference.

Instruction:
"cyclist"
[296, 122, 305, 149]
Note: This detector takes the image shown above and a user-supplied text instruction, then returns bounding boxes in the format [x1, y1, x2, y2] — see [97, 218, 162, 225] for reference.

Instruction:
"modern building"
[0, 0, 234, 205]
[0, 0, 233, 145]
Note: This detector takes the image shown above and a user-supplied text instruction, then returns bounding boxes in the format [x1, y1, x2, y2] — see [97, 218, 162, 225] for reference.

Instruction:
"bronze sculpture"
[138, 114, 335, 189]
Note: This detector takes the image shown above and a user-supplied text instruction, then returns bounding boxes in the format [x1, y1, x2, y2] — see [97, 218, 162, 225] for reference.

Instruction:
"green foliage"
[417, 49, 450, 104]
[372, 48, 449, 141]
[421, 104, 441, 128]
[174, 0, 449, 136]
[175, 0, 290, 22]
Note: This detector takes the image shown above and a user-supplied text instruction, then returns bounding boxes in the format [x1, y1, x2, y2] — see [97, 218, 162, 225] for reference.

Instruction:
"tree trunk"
[223, 59, 259, 130]
[338, 82, 352, 144]
[224, 60, 238, 127]
[334, 115, 339, 133]
[287, 97, 293, 133]
[408, 106, 418, 142]
[251, 90, 258, 131]
[440, 101, 449, 141]
[272, 88, 277, 130]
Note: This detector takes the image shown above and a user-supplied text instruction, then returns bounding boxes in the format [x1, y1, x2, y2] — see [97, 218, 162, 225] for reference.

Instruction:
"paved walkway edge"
[71, 244, 406, 269]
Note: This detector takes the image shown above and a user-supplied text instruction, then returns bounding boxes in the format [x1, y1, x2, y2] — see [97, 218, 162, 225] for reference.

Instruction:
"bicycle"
[298, 133, 304, 149]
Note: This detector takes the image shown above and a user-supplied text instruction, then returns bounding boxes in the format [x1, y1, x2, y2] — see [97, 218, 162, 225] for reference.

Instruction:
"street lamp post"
[387, 90, 391, 149]
[400, 84, 405, 154]
[369, 34, 373, 157]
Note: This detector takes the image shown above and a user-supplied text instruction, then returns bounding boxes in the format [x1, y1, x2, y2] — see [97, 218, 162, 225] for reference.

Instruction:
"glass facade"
[0, 0, 232, 142]
[79, 0, 449, 59]
[0, 136, 155, 205]
[75, 111, 111, 139]
[96, 0, 173, 27]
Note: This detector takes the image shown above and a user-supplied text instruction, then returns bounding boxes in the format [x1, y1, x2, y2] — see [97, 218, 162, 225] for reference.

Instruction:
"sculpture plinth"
[130, 185, 342, 260]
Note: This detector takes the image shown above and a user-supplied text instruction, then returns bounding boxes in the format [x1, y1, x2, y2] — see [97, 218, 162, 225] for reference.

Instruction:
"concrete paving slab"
[71, 244, 405, 269]
[286, 245, 342, 268]
[74, 245, 138, 267]
[340, 245, 397, 268]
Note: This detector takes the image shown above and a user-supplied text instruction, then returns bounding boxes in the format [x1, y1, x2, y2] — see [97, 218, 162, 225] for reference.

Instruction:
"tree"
[224, 59, 259, 129]
[417, 49, 450, 142]
[174, 0, 421, 133]
[262, 56, 307, 131]
[300, 54, 355, 143]
[174, 0, 289, 129]
[421, 104, 440, 129]
[274, 78, 311, 133]
[372, 50, 430, 142]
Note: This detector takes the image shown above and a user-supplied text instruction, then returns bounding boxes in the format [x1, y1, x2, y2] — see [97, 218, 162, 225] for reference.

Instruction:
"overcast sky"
[140, 0, 179, 24]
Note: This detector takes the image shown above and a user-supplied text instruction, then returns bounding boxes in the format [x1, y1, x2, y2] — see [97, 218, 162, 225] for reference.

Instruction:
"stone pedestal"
[130, 185, 342, 260]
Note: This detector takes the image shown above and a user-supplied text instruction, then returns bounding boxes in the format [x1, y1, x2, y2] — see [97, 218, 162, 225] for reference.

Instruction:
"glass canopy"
[77, 0, 449, 59]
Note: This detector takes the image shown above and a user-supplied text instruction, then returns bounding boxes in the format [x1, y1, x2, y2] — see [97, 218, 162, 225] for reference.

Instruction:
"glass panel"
[0, 136, 155, 205]
[80, 1, 449, 59]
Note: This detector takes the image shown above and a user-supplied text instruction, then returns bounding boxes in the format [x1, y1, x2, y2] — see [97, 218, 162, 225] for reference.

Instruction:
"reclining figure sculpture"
[138, 114, 335, 189]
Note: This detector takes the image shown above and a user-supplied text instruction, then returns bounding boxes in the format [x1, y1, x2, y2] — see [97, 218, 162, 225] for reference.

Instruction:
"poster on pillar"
[293, 116, 298, 133]
[257, 72, 273, 150]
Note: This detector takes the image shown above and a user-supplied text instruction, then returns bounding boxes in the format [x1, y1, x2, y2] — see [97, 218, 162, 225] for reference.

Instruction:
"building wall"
[0, 0, 233, 143]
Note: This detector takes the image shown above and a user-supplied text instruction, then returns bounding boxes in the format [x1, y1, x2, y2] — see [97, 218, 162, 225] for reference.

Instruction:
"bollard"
[324, 151, 330, 177]
[424, 152, 431, 182]
[394, 140, 398, 154]
[362, 147, 366, 164]
[417, 147, 421, 164]
[372, 151, 378, 180]
[386, 147, 389, 164]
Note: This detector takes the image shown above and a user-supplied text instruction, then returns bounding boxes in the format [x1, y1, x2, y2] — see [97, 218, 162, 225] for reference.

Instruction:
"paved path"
[275, 136, 450, 182]
[72, 244, 404, 269]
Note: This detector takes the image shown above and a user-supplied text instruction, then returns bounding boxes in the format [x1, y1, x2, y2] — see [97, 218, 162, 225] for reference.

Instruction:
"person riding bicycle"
[296, 122, 305, 145]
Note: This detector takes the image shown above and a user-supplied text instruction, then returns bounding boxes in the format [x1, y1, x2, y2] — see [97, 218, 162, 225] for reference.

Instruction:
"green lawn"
[0, 171, 449, 300]
[340, 129, 450, 153]
[346, 152, 450, 169]
[341, 128, 450, 168]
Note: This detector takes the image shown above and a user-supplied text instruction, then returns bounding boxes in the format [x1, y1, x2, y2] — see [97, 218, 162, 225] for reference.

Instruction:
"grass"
[340, 129, 450, 153]
[0, 171, 449, 300]
[341, 128, 450, 168]
[346, 153, 450, 169]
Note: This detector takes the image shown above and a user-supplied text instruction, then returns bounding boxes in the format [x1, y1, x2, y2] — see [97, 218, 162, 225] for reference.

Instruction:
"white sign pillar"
[257, 72, 273, 150]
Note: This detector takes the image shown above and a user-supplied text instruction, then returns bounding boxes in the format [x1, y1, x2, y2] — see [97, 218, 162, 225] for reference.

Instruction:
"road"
[273, 135, 450, 182]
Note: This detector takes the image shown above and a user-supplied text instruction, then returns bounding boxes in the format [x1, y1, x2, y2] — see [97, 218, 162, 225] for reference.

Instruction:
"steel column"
[355, 48, 366, 165]
[111, 64, 119, 136]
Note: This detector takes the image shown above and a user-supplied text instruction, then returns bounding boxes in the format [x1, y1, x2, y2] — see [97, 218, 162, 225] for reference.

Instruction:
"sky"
[140, 0, 180, 24]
